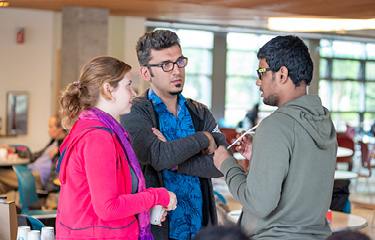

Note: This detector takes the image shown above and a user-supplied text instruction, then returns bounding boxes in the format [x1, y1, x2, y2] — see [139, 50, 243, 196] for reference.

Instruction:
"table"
[334, 170, 358, 180]
[0, 154, 29, 166]
[331, 211, 368, 232]
[337, 147, 354, 158]
[227, 209, 241, 223]
[233, 152, 245, 160]
[227, 210, 368, 233]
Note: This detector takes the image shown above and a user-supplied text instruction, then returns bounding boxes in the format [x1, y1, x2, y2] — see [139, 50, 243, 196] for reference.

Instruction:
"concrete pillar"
[60, 7, 109, 89]
[309, 39, 320, 95]
[211, 32, 227, 120]
[123, 17, 147, 94]
[108, 16, 146, 94]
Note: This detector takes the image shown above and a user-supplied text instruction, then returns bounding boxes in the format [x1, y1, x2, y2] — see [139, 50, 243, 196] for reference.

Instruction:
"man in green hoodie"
[213, 35, 337, 239]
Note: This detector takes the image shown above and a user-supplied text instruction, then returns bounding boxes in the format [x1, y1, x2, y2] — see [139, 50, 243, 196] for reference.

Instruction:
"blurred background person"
[237, 103, 259, 130]
[0, 115, 67, 195]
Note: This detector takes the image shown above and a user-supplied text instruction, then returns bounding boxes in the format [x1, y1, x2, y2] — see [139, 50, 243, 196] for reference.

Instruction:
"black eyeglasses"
[144, 57, 188, 72]
[256, 68, 272, 80]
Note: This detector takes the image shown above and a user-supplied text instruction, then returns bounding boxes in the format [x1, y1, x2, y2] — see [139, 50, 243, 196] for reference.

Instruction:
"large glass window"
[319, 40, 375, 132]
[149, 23, 375, 133]
[178, 30, 213, 108]
[225, 33, 276, 127]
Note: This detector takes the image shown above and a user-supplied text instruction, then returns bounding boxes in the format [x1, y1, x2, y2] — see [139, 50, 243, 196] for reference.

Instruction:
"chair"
[10, 144, 31, 152]
[12, 165, 57, 219]
[18, 214, 45, 231]
[355, 141, 375, 192]
[351, 142, 375, 226]
[345, 124, 356, 140]
[336, 132, 355, 171]
[219, 127, 238, 152]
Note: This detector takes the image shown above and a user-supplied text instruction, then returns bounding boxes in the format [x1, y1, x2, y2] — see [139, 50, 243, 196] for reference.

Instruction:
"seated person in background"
[237, 103, 259, 130]
[0, 115, 67, 194]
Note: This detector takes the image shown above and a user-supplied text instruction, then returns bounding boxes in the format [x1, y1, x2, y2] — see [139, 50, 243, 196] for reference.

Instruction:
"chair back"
[10, 144, 31, 152]
[17, 214, 45, 231]
[336, 133, 355, 170]
[359, 141, 370, 168]
[12, 165, 38, 214]
[359, 141, 375, 178]
[219, 128, 238, 152]
[337, 133, 355, 153]
[345, 124, 356, 140]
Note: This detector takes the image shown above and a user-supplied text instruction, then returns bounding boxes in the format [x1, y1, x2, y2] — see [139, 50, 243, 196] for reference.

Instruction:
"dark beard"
[263, 73, 279, 106]
[263, 93, 279, 106]
[169, 90, 182, 96]
[168, 83, 182, 95]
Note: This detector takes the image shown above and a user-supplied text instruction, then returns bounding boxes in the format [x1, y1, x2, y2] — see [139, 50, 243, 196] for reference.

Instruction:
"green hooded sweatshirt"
[221, 95, 337, 240]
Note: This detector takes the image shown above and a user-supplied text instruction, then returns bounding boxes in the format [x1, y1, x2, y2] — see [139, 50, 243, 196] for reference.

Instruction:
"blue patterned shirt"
[148, 89, 203, 240]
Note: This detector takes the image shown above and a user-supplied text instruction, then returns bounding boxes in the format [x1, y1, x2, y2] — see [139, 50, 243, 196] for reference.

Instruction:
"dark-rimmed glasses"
[256, 68, 272, 80]
[144, 57, 188, 72]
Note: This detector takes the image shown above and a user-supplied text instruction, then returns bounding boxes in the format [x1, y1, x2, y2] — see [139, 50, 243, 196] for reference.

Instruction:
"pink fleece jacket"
[56, 119, 170, 240]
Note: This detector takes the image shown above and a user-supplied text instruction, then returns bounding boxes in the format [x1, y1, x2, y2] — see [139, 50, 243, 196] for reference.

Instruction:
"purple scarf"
[79, 108, 153, 240]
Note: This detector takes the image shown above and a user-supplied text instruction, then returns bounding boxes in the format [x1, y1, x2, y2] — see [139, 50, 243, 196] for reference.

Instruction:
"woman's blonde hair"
[60, 56, 131, 128]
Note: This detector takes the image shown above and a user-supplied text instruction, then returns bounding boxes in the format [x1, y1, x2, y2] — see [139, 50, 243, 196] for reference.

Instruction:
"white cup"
[150, 205, 165, 225]
[27, 230, 40, 240]
[41, 226, 54, 240]
[17, 226, 30, 240]
[0, 148, 8, 160]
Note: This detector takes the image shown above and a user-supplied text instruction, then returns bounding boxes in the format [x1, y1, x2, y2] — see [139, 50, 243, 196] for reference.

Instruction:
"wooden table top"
[0, 154, 29, 166]
[334, 170, 358, 180]
[331, 211, 368, 232]
[337, 147, 354, 158]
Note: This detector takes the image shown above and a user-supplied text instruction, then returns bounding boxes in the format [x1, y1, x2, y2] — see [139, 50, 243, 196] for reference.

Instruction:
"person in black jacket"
[120, 30, 227, 240]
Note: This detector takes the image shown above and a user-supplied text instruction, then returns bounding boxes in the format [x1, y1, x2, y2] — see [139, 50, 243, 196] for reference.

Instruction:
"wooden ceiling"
[5, 0, 375, 36]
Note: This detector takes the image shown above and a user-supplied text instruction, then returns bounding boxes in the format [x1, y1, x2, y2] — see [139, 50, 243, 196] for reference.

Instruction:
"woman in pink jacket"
[56, 56, 177, 240]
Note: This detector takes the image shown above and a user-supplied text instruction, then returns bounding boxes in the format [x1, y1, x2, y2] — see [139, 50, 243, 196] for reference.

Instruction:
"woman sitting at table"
[0, 115, 67, 195]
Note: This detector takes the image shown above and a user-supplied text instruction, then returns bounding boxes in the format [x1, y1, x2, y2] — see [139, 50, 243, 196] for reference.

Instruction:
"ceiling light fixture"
[0, 1, 9, 7]
[268, 17, 375, 32]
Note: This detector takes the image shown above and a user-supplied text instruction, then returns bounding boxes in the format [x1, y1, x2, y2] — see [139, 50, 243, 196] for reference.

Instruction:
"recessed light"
[0, 1, 10, 7]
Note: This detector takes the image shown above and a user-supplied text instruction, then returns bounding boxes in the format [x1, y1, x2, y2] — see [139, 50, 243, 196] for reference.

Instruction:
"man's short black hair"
[257, 35, 313, 87]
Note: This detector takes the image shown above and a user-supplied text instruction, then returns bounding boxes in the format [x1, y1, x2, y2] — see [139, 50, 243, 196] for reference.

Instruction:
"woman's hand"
[164, 191, 177, 211]
[159, 191, 178, 226]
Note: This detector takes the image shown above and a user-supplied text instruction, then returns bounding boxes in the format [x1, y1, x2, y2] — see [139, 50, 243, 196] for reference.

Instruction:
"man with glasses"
[213, 35, 337, 239]
[120, 30, 226, 240]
